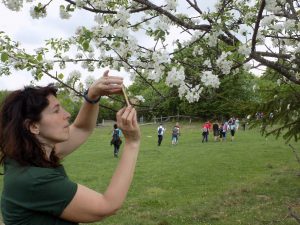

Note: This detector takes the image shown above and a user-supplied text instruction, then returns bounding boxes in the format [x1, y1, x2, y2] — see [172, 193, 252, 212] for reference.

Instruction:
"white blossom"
[166, 67, 185, 87]
[192, 47, 203, 56]
[185, 85, 202, 103]
[200, 71, 220, 88]
[3, 0, 23, 11]
[148, 66, 163, 82]
[102, 25, 114, 36]
[115, 6, 130, 26]
[59, 5, 72, 19]
[265, 0, 281, 13]
[94, 14, 104, 24]
[243, 63, 251, 71]
[203, 60, 211, 68]
[135, 95, 145, 102]
[207, 32, 218, 47]
[30, 5, 47, 19]
[165, 0, 178, 11]
[238, 44, 251, 56]
[75, 53, 83, 59]
[284, 20, 295, 31]
[69, 70, 81, 79]
[216, 52, 233, 75]
[178, 84, 188, 99]
[115, 27, 129, 38]
[260, 15, 276, 27]
[75, 0, 85, 8]
[277, 79, 281, 86]
[154, 17, 170, 32]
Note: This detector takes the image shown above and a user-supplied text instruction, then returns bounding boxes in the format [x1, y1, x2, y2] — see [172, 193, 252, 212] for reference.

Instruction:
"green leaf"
[1, 52, 9, 62]
[58, 73, 64, 80]
[82, 41, 89, 51]
[37, 54, 43, 61]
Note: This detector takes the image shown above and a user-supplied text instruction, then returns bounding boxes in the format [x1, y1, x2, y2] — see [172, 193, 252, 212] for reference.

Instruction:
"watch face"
[122, 85, 131, 106]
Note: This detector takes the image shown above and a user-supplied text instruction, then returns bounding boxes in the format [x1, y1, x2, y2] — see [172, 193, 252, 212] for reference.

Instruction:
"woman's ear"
[24, 119, 40, 135]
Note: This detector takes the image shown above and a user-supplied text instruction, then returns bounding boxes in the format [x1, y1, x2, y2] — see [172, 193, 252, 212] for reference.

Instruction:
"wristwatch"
[83, 89, 101, 104]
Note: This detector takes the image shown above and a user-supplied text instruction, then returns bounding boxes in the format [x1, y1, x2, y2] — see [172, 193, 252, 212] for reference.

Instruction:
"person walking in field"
[228, 118, 236, 141]
[157, 123, 166, 146]
[212, 121, 219, 142]
[222, 122, 228, 141]
[111, 124, 123, 157]
[171, 123, 180, 145]
[201, 122, 209, 143]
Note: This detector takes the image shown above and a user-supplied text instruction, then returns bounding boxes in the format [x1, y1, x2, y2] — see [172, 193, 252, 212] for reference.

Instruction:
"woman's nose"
[63, 110, 71, 119]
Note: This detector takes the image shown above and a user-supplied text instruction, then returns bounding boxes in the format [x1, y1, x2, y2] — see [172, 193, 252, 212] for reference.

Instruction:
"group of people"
[156, 117, 240, 147]
[202, 117, 240, 143]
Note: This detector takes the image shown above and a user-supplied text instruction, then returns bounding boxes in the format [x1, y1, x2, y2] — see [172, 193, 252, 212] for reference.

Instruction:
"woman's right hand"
[116, 106, 140, 144]
[88, 70, 123, 100]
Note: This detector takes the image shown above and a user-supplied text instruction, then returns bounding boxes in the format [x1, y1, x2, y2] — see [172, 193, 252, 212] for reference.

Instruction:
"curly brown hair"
[0, 84, 60, 167]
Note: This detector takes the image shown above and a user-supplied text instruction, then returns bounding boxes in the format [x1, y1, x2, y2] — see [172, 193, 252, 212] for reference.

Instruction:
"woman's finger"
[131, 109, 138, 127]
[126, 108, 136, 127]
[120, 106, 133, 125]
[103, 70, 109, 77]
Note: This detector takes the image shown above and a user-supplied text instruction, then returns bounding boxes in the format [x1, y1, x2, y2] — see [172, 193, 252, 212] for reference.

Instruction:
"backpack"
[111, 129, 122, 145]
[172, 127, 178, 135]
[158, 127, 163, 135]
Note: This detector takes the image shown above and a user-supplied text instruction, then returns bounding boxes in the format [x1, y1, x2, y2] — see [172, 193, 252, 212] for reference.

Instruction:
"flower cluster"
[1, 0, 299, 104]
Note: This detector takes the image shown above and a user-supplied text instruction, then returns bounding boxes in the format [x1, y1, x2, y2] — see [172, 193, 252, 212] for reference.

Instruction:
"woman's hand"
[88, 70, 123, 99]
[116, 106, 141, 144]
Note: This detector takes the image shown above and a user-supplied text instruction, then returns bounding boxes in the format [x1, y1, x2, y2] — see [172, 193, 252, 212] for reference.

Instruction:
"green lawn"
[1, 122, 300, 225]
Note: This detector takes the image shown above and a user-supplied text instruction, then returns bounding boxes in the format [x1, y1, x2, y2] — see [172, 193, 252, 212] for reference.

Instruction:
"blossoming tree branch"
[0, 0, 299, 105]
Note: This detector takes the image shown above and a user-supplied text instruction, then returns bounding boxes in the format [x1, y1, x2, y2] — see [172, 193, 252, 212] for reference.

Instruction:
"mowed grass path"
[1, 123, 300, 225]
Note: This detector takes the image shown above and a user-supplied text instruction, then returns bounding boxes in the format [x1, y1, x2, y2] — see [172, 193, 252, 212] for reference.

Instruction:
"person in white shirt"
[157, 123, 166, 146]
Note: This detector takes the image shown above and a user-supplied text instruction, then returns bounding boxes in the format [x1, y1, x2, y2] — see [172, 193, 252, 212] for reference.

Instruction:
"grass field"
[1, 122, 300, 225]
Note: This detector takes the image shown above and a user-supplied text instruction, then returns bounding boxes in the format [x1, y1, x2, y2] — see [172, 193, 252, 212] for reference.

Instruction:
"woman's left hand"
[88, 70, 123, 99]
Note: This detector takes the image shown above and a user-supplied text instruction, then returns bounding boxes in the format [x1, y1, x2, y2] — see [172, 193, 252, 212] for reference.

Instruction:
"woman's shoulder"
[5, 158, 65, 181]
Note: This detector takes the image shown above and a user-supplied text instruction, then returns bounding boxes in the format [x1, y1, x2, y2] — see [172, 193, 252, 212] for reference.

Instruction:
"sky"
[0, 2, 131, 90]
[0, 1, 218, 91]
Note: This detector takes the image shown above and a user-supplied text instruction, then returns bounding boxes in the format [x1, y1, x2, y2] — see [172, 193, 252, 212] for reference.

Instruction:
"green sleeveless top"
[1, 159, 78, 225]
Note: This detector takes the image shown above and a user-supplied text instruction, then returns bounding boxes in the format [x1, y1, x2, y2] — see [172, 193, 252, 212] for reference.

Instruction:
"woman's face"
[35, 95, 71, 146]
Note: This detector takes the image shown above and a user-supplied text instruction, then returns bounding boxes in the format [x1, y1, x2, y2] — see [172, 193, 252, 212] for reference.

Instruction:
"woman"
[0, 71, 141, 225]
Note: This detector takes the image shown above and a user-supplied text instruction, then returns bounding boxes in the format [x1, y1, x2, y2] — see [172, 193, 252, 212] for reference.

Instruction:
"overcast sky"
[0, 2, 120, 90]
[0, 1, 218, 91]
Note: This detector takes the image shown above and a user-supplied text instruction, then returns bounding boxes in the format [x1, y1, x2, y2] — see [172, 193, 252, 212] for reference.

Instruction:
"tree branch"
[251, 0, 265, 52]
[251, 51, 300, 84]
